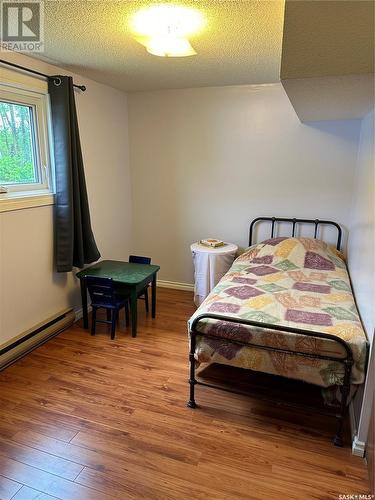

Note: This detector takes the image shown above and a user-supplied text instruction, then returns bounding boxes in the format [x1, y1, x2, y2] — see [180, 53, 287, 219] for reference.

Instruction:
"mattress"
[189, 237, 367, 388]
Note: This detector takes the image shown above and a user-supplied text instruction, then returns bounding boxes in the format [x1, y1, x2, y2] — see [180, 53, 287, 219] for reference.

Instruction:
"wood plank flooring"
[0, 288, 370, 499]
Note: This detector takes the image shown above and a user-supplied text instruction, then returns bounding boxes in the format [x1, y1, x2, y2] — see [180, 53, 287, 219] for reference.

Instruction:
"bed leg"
[187, 333, 197, 409]
[333, 422, 344, 447]
[333, 360, 353, 447]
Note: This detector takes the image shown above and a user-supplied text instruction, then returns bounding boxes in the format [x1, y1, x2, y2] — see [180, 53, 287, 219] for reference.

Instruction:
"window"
[0, 101, 38, 185]
[0, 70, 54, 211]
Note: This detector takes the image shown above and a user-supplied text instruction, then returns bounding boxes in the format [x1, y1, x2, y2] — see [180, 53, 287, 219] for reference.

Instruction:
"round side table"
[190, 242, 238, 306]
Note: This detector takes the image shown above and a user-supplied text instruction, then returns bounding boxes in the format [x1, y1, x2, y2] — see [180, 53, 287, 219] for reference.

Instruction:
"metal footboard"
[188, 313, 354, 447]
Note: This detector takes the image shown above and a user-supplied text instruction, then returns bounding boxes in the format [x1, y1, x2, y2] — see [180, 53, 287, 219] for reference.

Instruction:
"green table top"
[76, 260, 160, 285]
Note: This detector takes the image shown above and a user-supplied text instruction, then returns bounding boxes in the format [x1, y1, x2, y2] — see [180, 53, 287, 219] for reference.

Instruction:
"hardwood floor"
[0, 288, 370, 499]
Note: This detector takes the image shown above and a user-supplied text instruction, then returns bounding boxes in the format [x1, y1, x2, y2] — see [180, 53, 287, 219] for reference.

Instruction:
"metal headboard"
[249, 217, 342, 250]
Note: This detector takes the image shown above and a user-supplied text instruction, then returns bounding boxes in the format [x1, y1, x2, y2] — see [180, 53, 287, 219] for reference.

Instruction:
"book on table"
[199, 239, 225, 248]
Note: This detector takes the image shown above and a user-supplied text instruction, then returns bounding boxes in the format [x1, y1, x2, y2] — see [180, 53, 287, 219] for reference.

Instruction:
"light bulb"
[131, 5, 204, 38]
[146, 35, 197, 57]
[131, 4, 203, 57]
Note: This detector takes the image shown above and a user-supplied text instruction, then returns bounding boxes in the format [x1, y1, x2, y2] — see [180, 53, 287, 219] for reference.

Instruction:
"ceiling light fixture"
[131, 4, 204, 57]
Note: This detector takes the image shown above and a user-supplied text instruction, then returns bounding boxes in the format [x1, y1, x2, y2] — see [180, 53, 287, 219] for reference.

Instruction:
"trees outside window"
[0, 101, 37, 185]
[0, 77, 53, 203]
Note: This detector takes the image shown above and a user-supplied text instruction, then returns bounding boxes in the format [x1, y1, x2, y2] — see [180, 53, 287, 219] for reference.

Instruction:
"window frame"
[0, 69, 54, 211]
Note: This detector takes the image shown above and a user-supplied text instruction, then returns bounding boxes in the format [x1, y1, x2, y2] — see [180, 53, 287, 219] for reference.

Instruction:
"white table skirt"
[190, 242, 238, 306]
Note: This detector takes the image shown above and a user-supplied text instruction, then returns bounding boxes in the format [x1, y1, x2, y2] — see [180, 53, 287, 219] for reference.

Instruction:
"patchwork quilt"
[189, 237, 367, 388]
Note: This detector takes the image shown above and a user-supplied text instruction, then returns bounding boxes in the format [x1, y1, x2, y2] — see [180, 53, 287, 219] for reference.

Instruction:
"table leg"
[151, 274, 157, 319]
[130, 290, 137, 338]
[80, 278, 88, 329]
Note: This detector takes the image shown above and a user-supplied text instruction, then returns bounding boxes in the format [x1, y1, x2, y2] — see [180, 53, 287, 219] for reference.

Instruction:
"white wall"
[128, 83, 361, 284]
[347, 109, 375, 448]
[348, 110, 375, 341]
[0, 52, 132, 346]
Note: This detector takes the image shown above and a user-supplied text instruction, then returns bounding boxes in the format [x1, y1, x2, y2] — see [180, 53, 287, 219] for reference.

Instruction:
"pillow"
[235, 237, 345, 270]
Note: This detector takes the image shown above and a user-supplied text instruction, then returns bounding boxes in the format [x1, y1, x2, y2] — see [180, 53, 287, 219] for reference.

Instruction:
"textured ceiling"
[281, 0, 374, 79]
[280, 0, 374, 122]
[33, 0, 285, 92]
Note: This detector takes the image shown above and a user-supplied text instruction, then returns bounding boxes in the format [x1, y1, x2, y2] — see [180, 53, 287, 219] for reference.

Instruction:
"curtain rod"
[0, 58, 86, 92]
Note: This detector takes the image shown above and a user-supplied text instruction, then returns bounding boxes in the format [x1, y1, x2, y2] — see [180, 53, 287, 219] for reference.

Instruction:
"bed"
[187, 217, 369, 446]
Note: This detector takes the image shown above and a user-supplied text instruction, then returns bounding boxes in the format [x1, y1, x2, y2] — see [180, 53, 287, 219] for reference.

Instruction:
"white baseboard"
[157, 280, 194, 292]
[349, 401, 358, 445]
[349, 400, 367, 456]
[352, 435, 366, 457]
[74, 304, 92, 322]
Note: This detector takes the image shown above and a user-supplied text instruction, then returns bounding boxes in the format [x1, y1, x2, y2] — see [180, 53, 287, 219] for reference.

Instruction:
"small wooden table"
[76, 260, 160, 337]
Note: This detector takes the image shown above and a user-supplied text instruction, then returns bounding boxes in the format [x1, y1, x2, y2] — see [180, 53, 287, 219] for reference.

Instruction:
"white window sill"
[0, 191, 54, 213]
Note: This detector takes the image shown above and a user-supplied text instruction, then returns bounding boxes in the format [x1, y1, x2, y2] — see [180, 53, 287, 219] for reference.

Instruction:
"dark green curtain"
[48, 76, 100, 272]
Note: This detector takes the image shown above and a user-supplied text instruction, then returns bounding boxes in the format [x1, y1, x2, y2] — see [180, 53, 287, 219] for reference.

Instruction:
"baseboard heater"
[0, 308, 75, 371]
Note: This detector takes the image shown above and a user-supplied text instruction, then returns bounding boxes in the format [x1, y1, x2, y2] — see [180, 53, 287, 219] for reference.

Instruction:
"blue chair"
[86, 276, 129, 340]
[129, 255, 151, 313]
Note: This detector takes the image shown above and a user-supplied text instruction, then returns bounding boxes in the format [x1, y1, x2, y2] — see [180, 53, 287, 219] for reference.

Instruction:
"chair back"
[86, 276, 115, 307]
[129, 255, 151, 265]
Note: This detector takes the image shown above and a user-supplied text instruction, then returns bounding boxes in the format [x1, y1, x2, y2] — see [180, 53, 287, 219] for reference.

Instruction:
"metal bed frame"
[187, 217, 360, 447]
